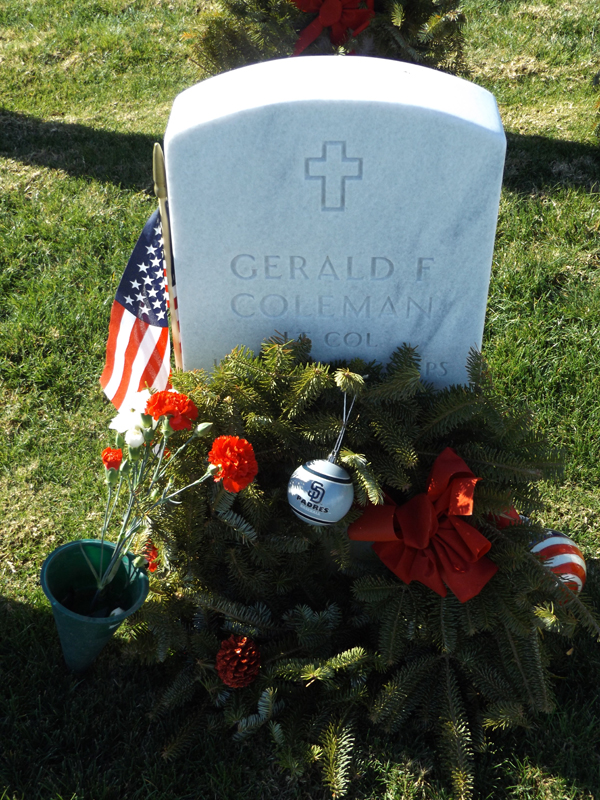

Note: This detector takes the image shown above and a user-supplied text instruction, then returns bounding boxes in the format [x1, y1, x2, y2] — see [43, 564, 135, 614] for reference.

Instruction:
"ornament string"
[328, 392, 356, 464]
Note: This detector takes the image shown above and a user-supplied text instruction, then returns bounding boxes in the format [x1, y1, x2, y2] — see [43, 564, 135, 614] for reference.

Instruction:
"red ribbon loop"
[348, 447, 498, 603]
[292, 0, 374, 55]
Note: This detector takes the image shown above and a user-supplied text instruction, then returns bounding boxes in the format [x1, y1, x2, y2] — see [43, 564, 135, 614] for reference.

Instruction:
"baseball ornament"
[288, 390, 357, 526]
[288, 459, 354, 525]
[531, 528, 586, 594]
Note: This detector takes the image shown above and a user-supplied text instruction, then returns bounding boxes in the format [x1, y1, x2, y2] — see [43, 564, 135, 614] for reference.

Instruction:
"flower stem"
[99, 484, 113, 582]
[148, 467, 214, 512]
[88, 587, 104, 615]
[149, 437, 166, 491]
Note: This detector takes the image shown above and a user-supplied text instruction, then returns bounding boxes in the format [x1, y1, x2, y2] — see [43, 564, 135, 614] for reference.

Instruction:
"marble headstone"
[164, 56, 506, 386]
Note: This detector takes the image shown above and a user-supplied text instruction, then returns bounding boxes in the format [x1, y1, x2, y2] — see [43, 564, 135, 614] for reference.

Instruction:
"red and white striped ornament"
[531, 529, 586, 594]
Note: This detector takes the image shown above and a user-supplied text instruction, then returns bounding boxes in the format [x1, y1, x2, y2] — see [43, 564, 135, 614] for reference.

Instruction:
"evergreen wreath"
[188, 0, 467, 79]
[127, 338, 600, 800]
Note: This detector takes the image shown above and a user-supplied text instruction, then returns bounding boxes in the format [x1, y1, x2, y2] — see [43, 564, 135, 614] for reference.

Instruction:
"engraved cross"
[305, 141, 363, 212]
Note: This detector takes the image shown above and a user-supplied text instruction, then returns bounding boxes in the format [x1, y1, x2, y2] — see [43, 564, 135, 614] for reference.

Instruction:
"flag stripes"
[100, 209, 172, 410]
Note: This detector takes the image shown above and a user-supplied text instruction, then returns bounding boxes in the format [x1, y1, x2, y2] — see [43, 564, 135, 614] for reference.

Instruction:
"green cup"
[41, 539, 149, 673]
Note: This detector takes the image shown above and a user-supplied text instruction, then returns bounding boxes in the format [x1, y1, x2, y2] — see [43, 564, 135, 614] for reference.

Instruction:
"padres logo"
[287, 459, 354, 526]
[308, 481, 325, 504]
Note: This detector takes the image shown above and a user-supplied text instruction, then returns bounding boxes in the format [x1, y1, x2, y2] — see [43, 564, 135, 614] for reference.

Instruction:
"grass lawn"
[1, 0, 600, 797]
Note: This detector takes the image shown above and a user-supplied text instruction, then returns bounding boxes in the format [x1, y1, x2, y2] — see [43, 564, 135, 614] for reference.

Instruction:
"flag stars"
[115, 210, 170, 329]
[103, 210, 170, 410]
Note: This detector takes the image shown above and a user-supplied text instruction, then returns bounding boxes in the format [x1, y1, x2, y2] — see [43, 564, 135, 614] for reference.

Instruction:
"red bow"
[348, 448, 498, 603]
[292, 0, 374, 55]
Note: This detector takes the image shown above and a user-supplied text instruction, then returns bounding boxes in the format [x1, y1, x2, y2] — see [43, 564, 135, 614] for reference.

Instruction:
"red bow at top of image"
[292, 0, 375, 55]
[348, 447, 500, 603]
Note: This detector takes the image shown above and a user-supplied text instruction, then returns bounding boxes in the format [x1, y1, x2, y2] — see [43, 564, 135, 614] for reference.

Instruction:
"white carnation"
[125, 427, 145, 449]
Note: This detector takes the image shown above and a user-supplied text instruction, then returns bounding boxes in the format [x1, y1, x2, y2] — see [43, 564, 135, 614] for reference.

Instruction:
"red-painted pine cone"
[216, 635, 261, 688]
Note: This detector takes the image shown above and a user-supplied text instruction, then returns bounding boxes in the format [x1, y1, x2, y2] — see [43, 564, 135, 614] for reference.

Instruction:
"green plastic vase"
[40, 539, 149, 673]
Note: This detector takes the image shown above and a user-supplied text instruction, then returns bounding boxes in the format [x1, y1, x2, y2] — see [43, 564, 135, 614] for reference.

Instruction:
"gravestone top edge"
[165, 56, 504, 144]
[162, 55, 506, 388]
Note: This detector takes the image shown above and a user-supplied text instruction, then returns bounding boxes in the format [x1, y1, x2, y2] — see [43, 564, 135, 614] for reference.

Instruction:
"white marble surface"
[164, 56, 506, 386]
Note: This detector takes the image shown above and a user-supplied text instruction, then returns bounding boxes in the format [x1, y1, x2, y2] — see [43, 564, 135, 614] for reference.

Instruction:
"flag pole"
[153, 142, 183, 370]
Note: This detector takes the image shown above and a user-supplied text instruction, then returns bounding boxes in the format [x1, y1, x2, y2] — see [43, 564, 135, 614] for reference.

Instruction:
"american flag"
[100, 209, 173, 410]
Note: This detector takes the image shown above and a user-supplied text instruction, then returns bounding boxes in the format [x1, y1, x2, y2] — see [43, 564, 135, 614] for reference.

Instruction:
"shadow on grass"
[503, 133, 600, 194]
[2, 586, 600, 800]
[479, 561, 600, 799]
[1, 107, 600, 194]
[0, 109, 156, 192]
[483, 619, 600, 799]
[0, 594, 324, 800]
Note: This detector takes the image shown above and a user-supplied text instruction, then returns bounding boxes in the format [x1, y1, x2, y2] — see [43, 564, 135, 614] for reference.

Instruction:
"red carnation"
[101, 447, 123, 471]
[208, 436, 258, 493]
[145, 390, 199, 431]
[142, 540, 159, 573]
[216, 635, 261, 688]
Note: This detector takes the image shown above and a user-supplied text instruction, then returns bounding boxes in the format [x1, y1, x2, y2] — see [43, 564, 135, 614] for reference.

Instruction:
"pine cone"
[216, 635, 261, 688]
